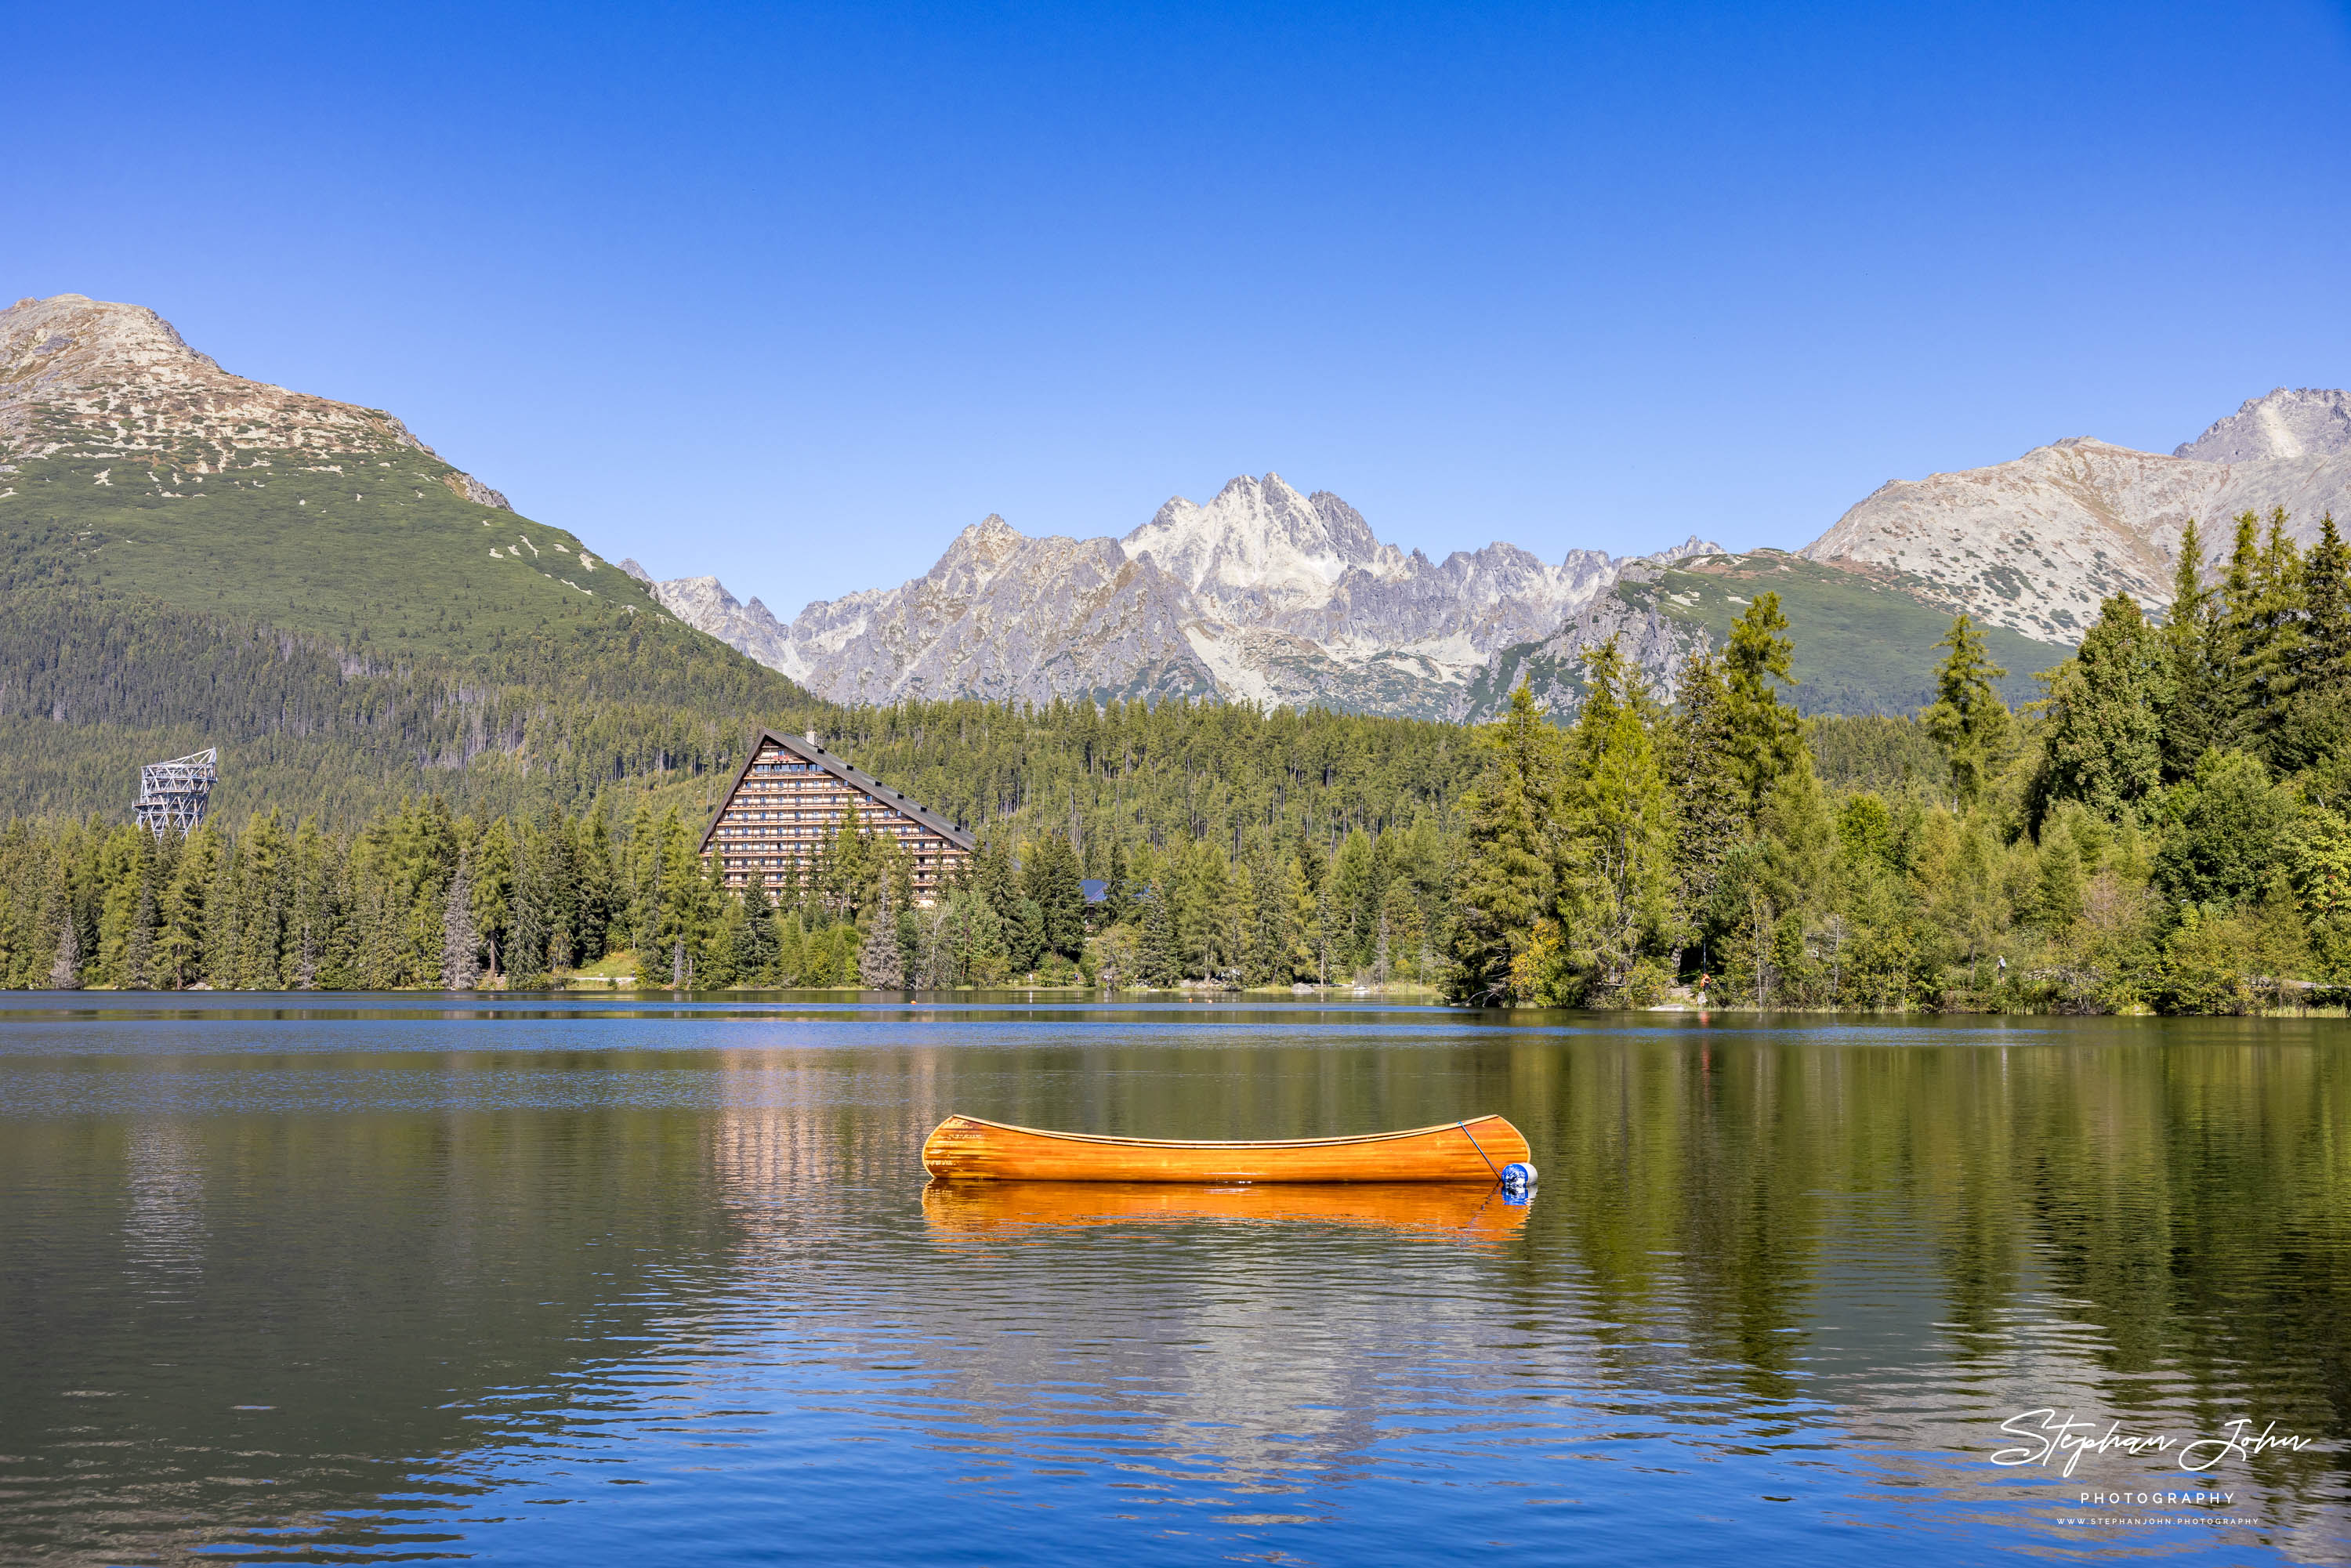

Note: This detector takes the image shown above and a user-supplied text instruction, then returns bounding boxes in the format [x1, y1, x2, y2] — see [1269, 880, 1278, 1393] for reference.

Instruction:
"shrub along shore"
[7, 508, 2349, 1014]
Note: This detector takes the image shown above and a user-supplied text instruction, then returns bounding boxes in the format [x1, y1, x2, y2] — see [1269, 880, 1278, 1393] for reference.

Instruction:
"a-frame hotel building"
[699, 727, 976, 903]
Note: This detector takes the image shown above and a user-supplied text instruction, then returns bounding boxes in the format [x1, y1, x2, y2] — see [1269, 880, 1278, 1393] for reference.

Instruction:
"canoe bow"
[920, 1113, 1531, 1183]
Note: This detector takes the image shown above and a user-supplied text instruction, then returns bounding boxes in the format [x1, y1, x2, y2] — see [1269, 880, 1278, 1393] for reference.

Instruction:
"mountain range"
[641, 476, 1717, 720]
[653, 387, 2351, 720]
[8, 288, 2347, 767]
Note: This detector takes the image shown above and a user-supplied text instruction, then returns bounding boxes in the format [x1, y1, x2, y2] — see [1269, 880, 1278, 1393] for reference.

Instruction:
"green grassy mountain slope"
[1461, 550, 2059, 722]
[2, 448, 671, 654]
[0, 292, 826, 824]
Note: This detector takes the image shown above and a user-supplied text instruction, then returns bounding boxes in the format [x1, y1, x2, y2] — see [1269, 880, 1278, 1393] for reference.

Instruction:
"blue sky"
[8, 1, 2349, 610]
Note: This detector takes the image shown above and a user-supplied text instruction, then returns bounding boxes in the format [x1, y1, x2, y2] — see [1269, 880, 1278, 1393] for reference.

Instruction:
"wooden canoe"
[919, 1113, 1530, 1183]
[922, 1179, 1531, 1240]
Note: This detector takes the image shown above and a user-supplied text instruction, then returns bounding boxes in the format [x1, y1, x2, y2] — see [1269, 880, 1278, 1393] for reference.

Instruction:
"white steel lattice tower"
[136, 748, 218, 837]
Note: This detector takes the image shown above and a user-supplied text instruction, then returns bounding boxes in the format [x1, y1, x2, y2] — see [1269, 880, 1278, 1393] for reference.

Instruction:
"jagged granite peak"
[2175, 388, 2351, 464]
[648, 575, 795, 672]
[657, 472, 1720, 717]
[1122, 473, 1391, 621]
[0, 293, 511, 508]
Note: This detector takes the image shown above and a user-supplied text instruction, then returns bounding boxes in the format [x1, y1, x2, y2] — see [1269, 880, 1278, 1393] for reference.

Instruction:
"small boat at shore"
[922, 1180, 1531, 1240]
[920, 1113, 1532, 1184]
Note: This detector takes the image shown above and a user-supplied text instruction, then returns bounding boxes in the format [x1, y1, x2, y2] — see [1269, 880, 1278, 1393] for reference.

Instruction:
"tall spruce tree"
[1447, 679, 1562, 1004]
[2030, 594, 2170, 824]
[441, 849, 480, 990]
[1562, 638, 1679, 994]
[1139, 887, 1181, 987]
[1920, 612, 2012, 811]
[2163, 516, 2219, 781]
[1722, 592, 1804, 813]
[1022, 833, 1087, 958]
[1665, 648, 1743, 960]
[859, 882, 904, 989]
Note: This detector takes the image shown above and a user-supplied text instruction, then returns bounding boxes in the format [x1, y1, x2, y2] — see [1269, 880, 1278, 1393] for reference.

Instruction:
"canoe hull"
[920, 1113, 1531, 1183]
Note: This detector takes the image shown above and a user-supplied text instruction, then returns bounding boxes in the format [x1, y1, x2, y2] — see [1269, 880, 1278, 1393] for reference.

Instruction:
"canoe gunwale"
[936, 1113, 1516, 1152]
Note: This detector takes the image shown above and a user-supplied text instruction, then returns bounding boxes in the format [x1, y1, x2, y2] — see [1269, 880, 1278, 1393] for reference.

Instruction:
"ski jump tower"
[136, 748, 218, 837]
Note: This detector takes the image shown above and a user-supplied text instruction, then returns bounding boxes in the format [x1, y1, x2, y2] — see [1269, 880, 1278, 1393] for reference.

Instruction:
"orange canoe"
[919, 1113, 1531, 1183]
[922, 1179, 1531, 1240]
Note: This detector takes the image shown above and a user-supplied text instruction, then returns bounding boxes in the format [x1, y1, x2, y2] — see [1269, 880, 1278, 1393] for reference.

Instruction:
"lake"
[1, 996, 2346, 1565]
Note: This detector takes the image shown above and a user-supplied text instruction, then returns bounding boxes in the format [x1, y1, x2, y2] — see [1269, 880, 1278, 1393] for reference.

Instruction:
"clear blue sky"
[9, 1, 2349, 611]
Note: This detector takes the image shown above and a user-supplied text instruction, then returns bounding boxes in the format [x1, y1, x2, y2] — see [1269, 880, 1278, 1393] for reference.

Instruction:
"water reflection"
[0, 998, 2344, 1564]
[921, 1179, 1532, 1240]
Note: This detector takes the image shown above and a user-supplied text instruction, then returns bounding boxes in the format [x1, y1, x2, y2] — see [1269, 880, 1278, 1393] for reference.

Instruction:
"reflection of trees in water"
[0, 1103, 741, 1565]
[1516, 1022, 2350, 1530]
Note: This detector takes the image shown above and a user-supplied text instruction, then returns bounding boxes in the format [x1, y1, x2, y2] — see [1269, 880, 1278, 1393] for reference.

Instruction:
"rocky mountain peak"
[2174, 388, 2351, 464]
[1, 293, 222, 387]
[1122, 470, 1381, 613]
[924, 512, 1034, 596]
[0, 292, 509, 508]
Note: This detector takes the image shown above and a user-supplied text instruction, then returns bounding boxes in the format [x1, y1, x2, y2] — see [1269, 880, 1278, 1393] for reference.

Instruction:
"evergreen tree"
[509, 820, 549, 987]
[2287, 513, 2351, 766]
[1007, 896, 1047, 975]
[1022, 833, 1087, 958]
[2237, 509, 2309, 764]
[472, 820, 515, 979]
[2163, 516, 2219, 781]
[1102, 840, 1134, 926]
[1665, 648, 1743, 960]
[1723, 592, 1804, 813]
[578, 810, 618, 961]
[442, 849, 480, 990]
[703, 892, 744, 989]
[1919, 612, 2012, 811]
[2213, 510, 2264, 739]
[741, 875, 779, 982]
[973, 838, 1019, 926]
[2031, 595, 2169, 824]
[159, 825, 216, 990]
[127, 877, 158, 992]
[1560, 637, 1679, 995]
[1447, 679, 1562, 1004]
[2304, 514, 2351, 687]
[773, 909, 807, 986]
[1138, 888, 1181, 987]
[46, 880, 79, 989]
[859, 883, 906, 989]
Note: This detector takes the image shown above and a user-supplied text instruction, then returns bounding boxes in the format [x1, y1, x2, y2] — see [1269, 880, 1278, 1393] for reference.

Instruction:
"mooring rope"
[1457, 1119, 1503, 1182]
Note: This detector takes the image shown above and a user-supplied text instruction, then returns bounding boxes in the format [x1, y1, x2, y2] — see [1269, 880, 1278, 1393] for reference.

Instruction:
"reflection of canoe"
[922, 1180, 1531, 1238]
[919, 1113, 1530, 1182]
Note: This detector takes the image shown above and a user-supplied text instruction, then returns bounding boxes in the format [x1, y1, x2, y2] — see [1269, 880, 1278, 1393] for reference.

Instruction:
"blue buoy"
[1500, 1161, 1537, 1193]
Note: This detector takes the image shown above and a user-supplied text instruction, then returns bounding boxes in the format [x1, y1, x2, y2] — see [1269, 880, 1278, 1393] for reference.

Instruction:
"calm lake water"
[2, 996, 2346, 1566]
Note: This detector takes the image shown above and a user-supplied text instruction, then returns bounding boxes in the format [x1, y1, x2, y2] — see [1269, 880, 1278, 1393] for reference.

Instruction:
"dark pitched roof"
[699, 727, 979, 854]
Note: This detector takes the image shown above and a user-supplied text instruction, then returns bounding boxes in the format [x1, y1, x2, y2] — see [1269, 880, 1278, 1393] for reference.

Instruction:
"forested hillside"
[10, 506, 2351, 1013]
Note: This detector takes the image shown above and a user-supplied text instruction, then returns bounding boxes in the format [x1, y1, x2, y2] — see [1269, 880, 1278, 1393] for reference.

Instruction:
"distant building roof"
[698, 727, 977, 855]
[1080, 878, 1107, 904]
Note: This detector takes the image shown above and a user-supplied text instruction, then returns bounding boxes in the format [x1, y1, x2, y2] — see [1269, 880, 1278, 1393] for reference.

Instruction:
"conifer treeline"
[9, 507, 2351, 1011]
[1444, 508, 2351, 1013]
